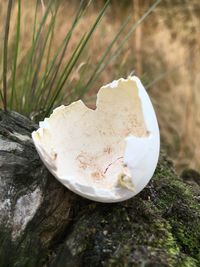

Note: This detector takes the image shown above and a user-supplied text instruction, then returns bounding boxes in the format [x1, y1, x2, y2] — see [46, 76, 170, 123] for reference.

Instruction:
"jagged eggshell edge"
[32, 76, 160, 203]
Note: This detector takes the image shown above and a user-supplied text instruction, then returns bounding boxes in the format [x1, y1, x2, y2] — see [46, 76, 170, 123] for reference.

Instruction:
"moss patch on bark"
[50, 153, 200, 267]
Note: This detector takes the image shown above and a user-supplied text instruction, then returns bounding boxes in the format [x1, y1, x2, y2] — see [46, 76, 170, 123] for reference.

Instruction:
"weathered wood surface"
[0, 110, 199, 267]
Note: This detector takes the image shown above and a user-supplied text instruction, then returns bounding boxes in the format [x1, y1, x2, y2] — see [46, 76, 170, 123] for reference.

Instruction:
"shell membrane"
[32, 76, 160, 203]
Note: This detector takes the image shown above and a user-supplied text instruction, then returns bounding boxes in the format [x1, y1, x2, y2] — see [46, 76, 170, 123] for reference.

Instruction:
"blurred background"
[0, 0, 200, 173]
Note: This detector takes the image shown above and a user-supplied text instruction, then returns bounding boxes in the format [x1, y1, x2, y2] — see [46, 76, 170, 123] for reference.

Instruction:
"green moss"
[151, 156, 200, 263]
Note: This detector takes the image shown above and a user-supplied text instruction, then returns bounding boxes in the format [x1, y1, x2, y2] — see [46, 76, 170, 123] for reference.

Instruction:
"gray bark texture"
[0, 110, 200, 267]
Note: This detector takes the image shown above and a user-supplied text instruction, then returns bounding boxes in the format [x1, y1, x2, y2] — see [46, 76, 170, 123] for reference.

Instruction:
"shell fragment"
[32, 76, 160, 202]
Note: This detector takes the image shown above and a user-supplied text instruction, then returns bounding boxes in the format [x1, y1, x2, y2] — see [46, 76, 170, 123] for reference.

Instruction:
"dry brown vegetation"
[0, 0, 200, 173]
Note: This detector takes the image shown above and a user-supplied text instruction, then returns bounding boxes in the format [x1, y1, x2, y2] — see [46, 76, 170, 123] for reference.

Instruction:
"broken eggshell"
[32, 76, 160, 203]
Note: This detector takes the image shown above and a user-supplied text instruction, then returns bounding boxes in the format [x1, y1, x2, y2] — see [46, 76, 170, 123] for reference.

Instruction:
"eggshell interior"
[32, 76, 160, 202]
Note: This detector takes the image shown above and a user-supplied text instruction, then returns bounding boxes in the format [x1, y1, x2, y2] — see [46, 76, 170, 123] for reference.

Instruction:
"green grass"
[0, 0, 161, 122]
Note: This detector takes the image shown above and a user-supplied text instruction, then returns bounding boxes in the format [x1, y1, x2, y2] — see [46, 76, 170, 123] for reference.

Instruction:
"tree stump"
[0, 110, 199, 267]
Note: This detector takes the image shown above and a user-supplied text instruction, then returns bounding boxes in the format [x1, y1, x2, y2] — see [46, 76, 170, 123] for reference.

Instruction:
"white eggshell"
[32, 76, 160, 203]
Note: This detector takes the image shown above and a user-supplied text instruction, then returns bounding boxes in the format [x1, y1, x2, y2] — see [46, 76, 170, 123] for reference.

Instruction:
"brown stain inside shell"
[104, 146, 112, 154]
[91, 171, 105, 182]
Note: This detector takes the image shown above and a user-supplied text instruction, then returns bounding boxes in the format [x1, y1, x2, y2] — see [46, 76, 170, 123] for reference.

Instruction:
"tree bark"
[0, 110, 199, 267]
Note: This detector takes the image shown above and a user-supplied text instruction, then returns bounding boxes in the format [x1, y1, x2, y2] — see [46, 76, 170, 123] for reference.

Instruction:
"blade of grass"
[104, 0, 162, 66]
[33, 0, 88, 111]
[0, 72, 3, 104]
[0, 89, 3, 104]
[38, 2, 86, 107]
[10, 0, 21, 110]
[42, 0, 88, 83]
[44, 1, 110, 116]
[80, 0, 162, 97]
[27, 3, 59, 108]
[20, 0, 54, 110]
[2, 0, 13, 111]
[18, 0, 39, 112]
[42, 33, 86, 113]
[145, 60, 190, 89]
[32, 0, 39, 44]
[76, 15, 131, 99]
[44, 3, 57, 81]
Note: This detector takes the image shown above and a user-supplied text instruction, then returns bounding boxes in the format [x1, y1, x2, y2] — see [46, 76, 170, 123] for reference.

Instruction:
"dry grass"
[140, 1, 200, 173]
[0, 0, 200, 173]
